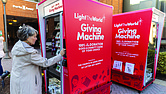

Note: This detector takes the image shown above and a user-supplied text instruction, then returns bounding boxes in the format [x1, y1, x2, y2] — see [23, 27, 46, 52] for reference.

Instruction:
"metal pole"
[3, 3, 11, 59]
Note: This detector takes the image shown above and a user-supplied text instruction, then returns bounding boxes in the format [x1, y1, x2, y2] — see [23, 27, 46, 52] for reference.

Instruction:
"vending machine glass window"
[45, 15, 61, 94]
[145, 22, 158, 85]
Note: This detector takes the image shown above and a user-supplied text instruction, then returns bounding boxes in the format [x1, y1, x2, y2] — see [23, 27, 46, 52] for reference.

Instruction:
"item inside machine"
[56, 48, 60, 56]
[145, 68, 153, 83]
[48, 78, 61, 94]
[56, 40, 60, 47]
[55, 32, 60, 39]
[55, 23, 60, 30]
[56, 65, 61, 73]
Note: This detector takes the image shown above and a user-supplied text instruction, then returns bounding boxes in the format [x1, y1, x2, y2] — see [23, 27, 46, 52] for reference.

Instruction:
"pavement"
[1, 52, 166, 94]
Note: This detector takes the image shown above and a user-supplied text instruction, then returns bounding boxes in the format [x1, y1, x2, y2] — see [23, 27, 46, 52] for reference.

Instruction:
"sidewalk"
[1, 53, 166, 94]
[111, 81, 166, 94]
[1, 53, 12, 72]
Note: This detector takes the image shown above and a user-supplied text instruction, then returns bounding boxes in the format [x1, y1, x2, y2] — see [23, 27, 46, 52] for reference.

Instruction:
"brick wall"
[99, 0, 123, 14]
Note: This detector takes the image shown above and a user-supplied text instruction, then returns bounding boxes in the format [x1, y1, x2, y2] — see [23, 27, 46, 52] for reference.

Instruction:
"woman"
[0, 33, 5, 76]
[10, 25, 65, 94]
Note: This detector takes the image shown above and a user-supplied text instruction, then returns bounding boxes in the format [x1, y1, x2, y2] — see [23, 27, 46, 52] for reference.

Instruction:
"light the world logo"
[74, 13, 105, 23]
[114, 18, 143, 28]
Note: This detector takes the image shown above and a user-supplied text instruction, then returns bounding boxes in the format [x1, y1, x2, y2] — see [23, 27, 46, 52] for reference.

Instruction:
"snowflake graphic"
[138, 18, 143, 25]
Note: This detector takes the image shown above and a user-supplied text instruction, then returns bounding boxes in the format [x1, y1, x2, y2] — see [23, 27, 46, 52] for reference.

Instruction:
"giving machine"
[111, 8, 165, 91]
[36, 0, 113, 94]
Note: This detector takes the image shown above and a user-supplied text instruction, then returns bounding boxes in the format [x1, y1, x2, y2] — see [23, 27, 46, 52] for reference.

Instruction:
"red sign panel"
[63, 0, 113, 93]
[112, 9, 153, 90]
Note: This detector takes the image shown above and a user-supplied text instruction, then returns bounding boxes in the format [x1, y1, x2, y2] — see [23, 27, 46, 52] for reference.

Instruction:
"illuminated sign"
[13, 5, 34, 11]
[44, 0, 63, 17]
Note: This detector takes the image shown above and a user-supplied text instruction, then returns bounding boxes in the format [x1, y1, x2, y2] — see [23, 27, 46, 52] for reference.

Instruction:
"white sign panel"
[124, 62, 135, 75]
[152, 14, 159, 22]
[44, 0, 63, 17]
[113, 60, 123, 71]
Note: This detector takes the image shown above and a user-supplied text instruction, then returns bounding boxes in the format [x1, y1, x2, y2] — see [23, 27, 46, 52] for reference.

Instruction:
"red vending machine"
[36, 0, 113, 94]
[111, 8, 165, 91]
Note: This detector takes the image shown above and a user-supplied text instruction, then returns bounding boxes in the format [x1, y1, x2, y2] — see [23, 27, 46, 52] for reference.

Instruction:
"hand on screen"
[60, 48, 66, 56]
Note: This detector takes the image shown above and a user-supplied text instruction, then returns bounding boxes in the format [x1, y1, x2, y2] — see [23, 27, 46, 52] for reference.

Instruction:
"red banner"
[63, 0, 113, 93]
[112, 9, 153, 91]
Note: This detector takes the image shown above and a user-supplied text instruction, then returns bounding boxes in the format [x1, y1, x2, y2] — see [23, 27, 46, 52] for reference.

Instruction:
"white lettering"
[13, 5, 34, 11]
[115, 28, 140, 39]
[80, 23, 101, 34]
[114, 18, 143, 28]
[77, 23, 104, 40]
[77, 32, 104, 40]
[74, 13, 105, 23]
[74, 13, 86, 21]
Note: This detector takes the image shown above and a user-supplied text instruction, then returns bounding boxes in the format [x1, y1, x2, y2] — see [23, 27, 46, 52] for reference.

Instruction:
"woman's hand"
[60, 48, 66, 56]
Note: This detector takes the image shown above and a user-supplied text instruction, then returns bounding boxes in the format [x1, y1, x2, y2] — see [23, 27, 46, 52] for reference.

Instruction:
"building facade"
[98, 0, 123, 14]
[0, 0, 41, 48]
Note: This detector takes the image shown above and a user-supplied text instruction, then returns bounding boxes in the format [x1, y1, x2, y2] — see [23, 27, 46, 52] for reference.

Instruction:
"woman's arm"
[30, 52, 63, 67]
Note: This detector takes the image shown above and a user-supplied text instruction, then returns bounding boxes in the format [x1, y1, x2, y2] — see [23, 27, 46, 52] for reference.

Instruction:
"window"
[160, 1, 166, 13]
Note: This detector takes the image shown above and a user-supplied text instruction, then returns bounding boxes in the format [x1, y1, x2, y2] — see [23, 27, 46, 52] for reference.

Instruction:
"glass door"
[145, 22, 158, 85]
[45, 15, 61, 94]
